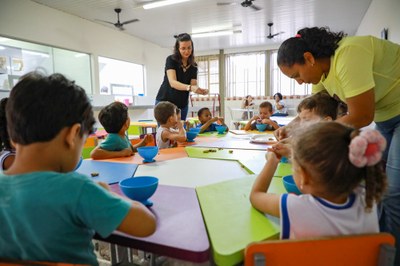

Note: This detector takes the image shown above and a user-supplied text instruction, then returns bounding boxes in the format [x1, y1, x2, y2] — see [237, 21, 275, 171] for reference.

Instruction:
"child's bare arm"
[244, 115, 259, 131]
[117, 201, 156, 237]
[261, 118, 280, 130]
[131, 134, 153, 150]
[218, 117, 229, 132]
[162, 125, 187, 142]
[199, 117, 219, 133]
[250, 152, 281, 217]
[90, 146, 133, 160]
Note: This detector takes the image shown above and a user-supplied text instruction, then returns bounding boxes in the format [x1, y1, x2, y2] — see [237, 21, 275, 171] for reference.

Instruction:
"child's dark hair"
[292, 122, 386, 210]
[154, 101, 177, 124]
[273, 93, 283, 101]
[0, 98, 11, 150]
[198, 107, 210, 117]
[297, 92, 339, 120]
[243, 95, 252, 107]
[99, 102, 128, 134]
[259, 101, 273, 112]
[7, 72, 95, 145]
[277, 27, 346, 67]
[172, 33, 196, 67]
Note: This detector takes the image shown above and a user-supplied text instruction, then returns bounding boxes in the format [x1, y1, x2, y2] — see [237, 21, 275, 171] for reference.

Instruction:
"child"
[154, 101, 187, 149]
[0, 72, 156, 264]
[196, 107, 229, 133]
[250, 122, 387, 239]
[271, 92, 340, 158]
[244, 101, 279, 131]
[90, 102, 150, 160]
[0, 97, 15, 170]
[297, 92, 339, 124]
[241, 95, 255, 120]
[272, 92, 288, 116]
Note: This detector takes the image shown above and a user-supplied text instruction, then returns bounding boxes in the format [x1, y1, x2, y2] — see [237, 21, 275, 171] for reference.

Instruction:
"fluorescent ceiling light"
[143, 0, 190, 10]
[192, 30, 242, 38]
[0, 46, 5, 50]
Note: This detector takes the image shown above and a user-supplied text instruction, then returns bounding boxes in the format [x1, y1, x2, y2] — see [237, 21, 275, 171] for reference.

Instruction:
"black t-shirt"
[155, 55, 198, 109]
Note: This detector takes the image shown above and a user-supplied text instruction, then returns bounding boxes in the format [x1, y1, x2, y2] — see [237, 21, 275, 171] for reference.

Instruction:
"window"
[197, 55, 219, 95]
[225, 52, 265, 97]
[270, 51, 311, 96]
[98, 56, 145, 104]
[0, 36, 92, 94]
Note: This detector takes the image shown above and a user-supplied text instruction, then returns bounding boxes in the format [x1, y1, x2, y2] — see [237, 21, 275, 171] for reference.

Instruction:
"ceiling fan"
[217, 0, 262, 11]
[267, 22, 284, 39]
[96, 8, 139, 30]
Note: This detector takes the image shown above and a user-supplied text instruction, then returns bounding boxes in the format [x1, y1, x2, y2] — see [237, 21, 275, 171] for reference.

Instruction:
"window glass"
[197, 55, 219, 95]
[0, 36, 92, 93]
[98, 56, 145, 104]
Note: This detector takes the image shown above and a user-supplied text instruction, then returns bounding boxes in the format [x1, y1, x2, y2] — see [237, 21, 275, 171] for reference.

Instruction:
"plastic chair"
[0, 259, 88, 266]
[245, 233, 396, 266]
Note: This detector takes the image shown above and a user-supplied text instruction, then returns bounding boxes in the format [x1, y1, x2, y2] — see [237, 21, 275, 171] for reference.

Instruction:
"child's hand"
[265, 151, 280, 163]
[261, 118, 271, 124]
[141, 134, 153, 146]
[218, 117, 225, 124]
[251, 115, 260, 121]
[211, 117, 219, 123]
[97, 181, 110, 191]
[185, 121, 191, 130]
[268, 139, 291, 158]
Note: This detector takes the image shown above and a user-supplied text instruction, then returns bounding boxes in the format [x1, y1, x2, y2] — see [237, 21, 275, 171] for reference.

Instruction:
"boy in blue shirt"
[0, 72, 156, 265]
[196, 107, 228, 133]
[90, 102, 151, 159]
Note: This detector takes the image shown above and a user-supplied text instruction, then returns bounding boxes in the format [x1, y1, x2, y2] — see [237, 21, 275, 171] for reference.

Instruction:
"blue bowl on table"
[186, 131, 199, 142]
[137, 146, 159, 163]
[256, 123, 267, 132]
[283, 175, 302, 195]
[189, 128, 201, 134]
[215, 125, 227, 134]
[119, 176, 159, 207]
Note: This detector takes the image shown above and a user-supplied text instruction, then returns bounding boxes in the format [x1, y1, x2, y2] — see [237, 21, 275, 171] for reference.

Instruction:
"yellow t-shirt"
[312, 36, 400, 122]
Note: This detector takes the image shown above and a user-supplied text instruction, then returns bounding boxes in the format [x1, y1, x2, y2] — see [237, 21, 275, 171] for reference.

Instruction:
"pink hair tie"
[295, 34, 301, 38]
[348, 129, 386, 168]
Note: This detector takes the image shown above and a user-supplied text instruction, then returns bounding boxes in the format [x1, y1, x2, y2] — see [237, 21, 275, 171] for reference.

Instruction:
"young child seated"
[91, 102, 150, 159]
[196, 107, 229, 133]
[154, 101, 187, 149]
[244, 101, 279, 131]
[0, 97, 15, 170]
[271, 92, 340, 158]
[272, 92, 288, 117]
[0, 72, 156, 264]
[250, 122, 386, 239]
[241, 95, 255, 120]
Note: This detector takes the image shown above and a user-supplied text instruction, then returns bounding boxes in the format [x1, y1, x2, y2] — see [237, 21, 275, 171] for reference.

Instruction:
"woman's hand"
[191, 85, 208, 95]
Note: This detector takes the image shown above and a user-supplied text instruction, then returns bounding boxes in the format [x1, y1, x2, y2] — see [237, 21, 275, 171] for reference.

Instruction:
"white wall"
[356, 0, 400, 44]
[0, 0, 170, 100]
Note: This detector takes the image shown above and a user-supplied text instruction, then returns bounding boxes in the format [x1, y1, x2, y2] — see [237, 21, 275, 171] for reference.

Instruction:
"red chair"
[245, 233, 395, 266]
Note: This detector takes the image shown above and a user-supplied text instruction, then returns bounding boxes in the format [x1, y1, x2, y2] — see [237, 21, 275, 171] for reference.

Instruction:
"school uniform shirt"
[196, 122, 219, 132]
[100, 133, 131, 151]
[156, 126, 175, 149]
[280, 187, 379, 239]
[155, 55, 198, 109]
[274, 100, 287, 114]
[0, 171, 131, 265]
[312, 35, 400, 122]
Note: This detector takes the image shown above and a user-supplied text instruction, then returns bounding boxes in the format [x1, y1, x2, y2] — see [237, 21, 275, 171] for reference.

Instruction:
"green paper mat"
[196, 176, 285, 265]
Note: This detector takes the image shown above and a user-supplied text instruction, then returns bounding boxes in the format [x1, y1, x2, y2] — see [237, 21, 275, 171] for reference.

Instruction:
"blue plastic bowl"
[283, 175, 302, 195]
[119, 176, 159, 206]
[137, 146, 159, 163]
[256, 123, 268, 132]
[189, 128, 201, 134]
[215, 125, 227, 134]
[186, 131, 199, 142]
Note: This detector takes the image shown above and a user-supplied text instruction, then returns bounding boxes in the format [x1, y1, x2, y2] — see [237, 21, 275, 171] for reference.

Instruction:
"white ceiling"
[30, 0, 372, 52]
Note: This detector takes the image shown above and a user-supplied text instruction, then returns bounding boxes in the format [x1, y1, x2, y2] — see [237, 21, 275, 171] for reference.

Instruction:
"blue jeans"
[154, 100, 189, 121]
[375, 114, 400, 264]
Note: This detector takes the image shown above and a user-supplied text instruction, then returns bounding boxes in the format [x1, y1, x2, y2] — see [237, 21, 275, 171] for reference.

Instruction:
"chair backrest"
[245, 233, 395, 266]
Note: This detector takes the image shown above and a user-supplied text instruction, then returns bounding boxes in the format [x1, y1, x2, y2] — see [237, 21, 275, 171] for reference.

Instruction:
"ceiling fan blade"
[217, 2, 236, 6]
[250, 4, 262, 11]
[122, 19, 140, 25]
[95, 19, 115, 25]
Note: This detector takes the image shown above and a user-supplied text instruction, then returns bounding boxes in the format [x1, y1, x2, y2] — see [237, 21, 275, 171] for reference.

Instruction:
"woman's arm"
[335, 89, 375, 129]
[166, 70, 208, 95]
[250, 152, 281, 217]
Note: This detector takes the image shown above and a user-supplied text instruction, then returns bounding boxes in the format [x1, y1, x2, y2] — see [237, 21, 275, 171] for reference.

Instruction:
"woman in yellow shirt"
[277, 26, 400, 264]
